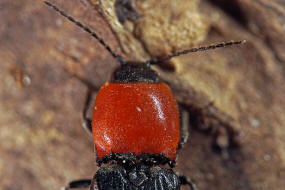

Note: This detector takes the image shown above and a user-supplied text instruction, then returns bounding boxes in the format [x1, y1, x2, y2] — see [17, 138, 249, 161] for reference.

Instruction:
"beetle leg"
[61, 179, 92, 190]
[82, 88, 93, 136]
[178, 105, 190, 149]
[179, 175, 197, 190]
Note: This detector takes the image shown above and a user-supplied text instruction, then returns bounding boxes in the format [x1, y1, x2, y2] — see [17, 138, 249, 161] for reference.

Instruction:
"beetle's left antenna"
[44, 1, 125, 65]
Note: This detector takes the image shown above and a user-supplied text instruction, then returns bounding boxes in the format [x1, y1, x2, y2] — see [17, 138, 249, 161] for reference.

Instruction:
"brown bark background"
[0, 0, 285, 190]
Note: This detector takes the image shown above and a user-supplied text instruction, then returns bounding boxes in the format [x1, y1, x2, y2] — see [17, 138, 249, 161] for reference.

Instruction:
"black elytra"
[44, 1, 245, 190]
[94, 165, 179, 190]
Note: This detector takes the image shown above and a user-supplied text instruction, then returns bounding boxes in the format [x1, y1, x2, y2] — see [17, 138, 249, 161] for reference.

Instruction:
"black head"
[92, 165, 179, 190]
[111, 62, 159, 83]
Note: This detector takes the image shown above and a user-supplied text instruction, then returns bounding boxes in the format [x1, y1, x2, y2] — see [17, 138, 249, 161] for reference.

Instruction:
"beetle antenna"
[44, 1, 125, 65]
[147, 40, 246, 65]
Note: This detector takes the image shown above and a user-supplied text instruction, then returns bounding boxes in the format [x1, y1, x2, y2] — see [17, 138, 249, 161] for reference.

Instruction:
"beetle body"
[90, 63, 181, 189]
[44, 2, 244, 189]
[93, 82, 180, 162]
[95, 165, 179, 190]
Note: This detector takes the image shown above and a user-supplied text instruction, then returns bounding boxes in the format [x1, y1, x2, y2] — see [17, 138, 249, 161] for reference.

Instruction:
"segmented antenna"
[147, 40, 246, 65]
[44, 1, 125, 64]
[45, 1, 245, 66]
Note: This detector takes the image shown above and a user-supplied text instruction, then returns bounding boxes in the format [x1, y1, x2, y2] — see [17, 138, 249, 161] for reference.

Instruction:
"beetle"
[45, 1, 245, 190]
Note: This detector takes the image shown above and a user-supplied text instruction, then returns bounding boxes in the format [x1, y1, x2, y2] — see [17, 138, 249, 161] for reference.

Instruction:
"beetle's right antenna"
[147, 40, 246, 65]
[44, 1, 126, 65]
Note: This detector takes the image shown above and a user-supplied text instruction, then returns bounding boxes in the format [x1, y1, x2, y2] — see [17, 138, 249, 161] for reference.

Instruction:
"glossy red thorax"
[92, 82, 180, 161]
